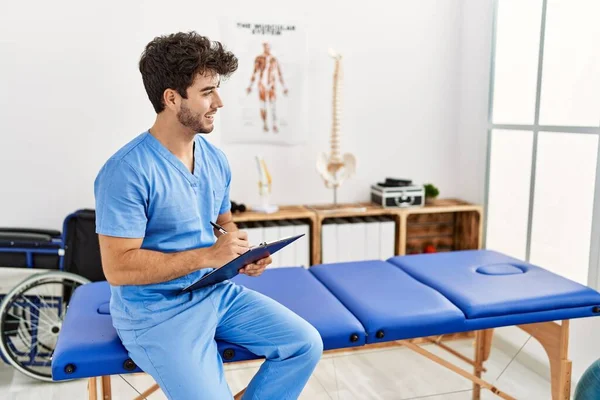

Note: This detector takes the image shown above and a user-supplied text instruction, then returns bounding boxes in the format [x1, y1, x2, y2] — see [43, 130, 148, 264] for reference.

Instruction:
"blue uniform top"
[94, 131, 231, 330]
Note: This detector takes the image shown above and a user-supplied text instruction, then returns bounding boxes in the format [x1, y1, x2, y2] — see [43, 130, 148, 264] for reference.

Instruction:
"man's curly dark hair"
[139, 32, 239, 113]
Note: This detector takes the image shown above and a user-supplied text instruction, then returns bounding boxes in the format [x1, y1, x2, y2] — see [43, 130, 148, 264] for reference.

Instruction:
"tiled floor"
[0, 339, 556, 400]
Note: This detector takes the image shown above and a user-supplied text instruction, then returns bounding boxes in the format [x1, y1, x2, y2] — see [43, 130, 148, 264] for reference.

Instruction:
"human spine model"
[316, 49, 356, 204]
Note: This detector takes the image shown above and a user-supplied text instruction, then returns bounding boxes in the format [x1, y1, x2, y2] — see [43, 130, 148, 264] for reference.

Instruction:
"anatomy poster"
[219, 19, 308, 145]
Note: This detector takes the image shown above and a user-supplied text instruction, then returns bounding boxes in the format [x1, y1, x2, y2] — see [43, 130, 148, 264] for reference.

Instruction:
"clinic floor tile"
[224, 360, 332, 399]
[400, 390, 474, 399]
[321, 347, 472, 399]
[313, 340, 551, 400]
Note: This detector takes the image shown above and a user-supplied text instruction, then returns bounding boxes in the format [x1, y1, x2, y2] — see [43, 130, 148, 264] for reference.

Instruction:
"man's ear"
[162, 88, 180, 112]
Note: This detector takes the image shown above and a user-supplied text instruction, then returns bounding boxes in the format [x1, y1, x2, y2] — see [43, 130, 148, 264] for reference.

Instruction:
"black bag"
[0, 228, 63, 269]
[62, 209, 105, 282]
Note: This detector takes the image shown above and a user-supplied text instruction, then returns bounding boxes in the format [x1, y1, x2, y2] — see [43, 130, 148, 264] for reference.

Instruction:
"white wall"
[456, 0, 493, 205]
[0, 0, 463, 230]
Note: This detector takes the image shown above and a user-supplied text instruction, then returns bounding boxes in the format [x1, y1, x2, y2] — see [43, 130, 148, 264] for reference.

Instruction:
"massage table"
[51, 250, 600, 399]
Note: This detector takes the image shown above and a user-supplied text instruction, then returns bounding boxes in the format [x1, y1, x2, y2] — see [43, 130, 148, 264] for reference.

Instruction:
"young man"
[94, 32, 322, 400]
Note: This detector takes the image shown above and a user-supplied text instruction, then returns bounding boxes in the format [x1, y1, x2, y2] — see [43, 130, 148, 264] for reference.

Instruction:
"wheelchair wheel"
[0, 271, 90, 382]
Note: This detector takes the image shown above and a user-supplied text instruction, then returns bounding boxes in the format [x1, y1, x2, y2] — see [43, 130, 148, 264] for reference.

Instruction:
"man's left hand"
[239, 256, 272, 277]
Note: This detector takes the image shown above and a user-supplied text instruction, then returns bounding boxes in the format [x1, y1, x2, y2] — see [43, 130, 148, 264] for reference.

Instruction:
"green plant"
[424, 183, 439, 199]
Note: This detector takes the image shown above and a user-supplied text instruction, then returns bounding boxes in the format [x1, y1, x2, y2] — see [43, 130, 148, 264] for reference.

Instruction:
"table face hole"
[476, 263, 525, 276]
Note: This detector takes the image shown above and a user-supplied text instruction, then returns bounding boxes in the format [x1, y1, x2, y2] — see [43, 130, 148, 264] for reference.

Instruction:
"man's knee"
[298, 322, 324, 365]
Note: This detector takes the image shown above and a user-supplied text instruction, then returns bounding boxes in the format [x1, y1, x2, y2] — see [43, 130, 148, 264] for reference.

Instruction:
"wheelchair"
[0, 210, 101, 382]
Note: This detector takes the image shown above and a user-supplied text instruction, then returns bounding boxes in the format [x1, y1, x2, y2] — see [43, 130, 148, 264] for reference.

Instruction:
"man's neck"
[149, 115, 195, 171]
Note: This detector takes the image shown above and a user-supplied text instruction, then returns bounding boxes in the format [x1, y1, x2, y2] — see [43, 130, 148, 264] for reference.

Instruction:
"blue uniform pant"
[117, 281, 323, 399]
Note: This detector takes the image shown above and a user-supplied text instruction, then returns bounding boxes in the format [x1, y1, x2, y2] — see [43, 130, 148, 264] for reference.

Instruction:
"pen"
[210, 221, 228, 235]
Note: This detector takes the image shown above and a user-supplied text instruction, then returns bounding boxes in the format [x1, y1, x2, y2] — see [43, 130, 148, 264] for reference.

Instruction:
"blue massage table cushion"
[309, 260, 465, 342]
[51, 250, 600, 381]
[386, 250, 600, 319]
[232, 267, 366, 350]
[52, 267, 365, 380]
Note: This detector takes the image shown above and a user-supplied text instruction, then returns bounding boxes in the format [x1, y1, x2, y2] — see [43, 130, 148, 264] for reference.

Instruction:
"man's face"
[263, 43, 271, 54]
[177, 72, 223, 134]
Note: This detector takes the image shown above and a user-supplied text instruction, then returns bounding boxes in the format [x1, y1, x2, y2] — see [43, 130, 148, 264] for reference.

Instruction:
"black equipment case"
[370, 178, 425, 208]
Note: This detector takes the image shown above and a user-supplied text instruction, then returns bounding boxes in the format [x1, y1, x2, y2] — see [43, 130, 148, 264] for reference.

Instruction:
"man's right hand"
[209, 230, 249, 268]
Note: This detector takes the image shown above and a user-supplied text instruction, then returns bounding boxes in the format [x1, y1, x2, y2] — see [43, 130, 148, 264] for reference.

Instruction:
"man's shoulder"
[109, 132, 151, 163]
[108, 132, 149, 168]
[96, 132, 151, 180]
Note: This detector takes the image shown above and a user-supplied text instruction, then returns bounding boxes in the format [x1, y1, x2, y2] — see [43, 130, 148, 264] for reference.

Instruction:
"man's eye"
[203, 91, 213, 96]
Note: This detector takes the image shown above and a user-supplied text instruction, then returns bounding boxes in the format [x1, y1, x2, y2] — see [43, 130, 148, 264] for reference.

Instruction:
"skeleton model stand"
[316, 49, 357, 206]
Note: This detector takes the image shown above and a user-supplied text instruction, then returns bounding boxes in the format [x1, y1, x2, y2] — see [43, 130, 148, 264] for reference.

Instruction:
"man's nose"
[213, 91, 224, 108]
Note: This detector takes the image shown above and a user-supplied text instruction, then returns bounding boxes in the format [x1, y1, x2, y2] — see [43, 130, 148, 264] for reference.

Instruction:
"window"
[485, 0, 600, 287]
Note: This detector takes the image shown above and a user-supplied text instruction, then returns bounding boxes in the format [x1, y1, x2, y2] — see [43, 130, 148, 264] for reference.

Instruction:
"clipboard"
[180, 233, 305, 293]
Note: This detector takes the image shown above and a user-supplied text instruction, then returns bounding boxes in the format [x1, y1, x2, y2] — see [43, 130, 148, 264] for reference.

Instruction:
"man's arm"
[99, 230, 248, 286]
[215, 210, 237, 235]
[94, 159, 250, 286]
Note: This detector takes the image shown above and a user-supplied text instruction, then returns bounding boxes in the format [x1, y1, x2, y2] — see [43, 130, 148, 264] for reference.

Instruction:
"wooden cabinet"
[231, 199, 483, 266]
[399, 199, 483, 256]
